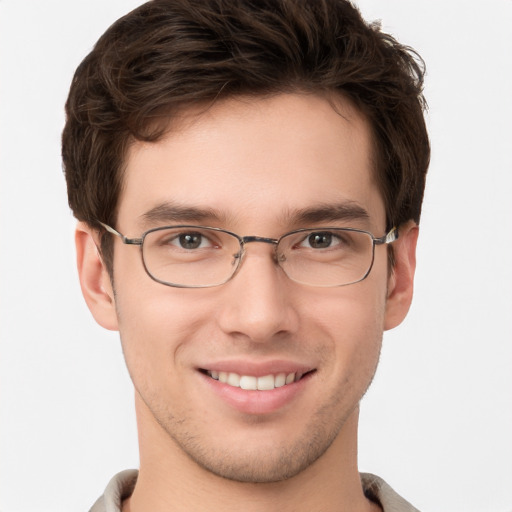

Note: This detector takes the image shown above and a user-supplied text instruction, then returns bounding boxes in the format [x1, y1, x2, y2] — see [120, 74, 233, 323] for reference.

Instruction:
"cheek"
[305, 277, 387, 374]
[113, 277, 206, 387]
[307, 271, 387, 334]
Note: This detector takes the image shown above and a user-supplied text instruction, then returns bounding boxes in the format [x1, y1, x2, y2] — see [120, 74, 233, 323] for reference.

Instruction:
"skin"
[76, 93, 418, 512]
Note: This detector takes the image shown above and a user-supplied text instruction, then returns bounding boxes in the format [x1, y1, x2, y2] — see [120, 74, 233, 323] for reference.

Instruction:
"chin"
[188, 443, 330, 483]
[162, 411, 344, 484]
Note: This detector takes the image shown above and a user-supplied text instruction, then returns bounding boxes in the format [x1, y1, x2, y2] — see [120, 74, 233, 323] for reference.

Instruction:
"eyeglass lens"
[141, 226, 376, 288]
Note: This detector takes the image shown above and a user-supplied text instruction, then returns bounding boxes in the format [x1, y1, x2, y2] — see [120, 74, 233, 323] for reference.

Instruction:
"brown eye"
[307, 232, 333, 249]
[178, 233, 204, 249]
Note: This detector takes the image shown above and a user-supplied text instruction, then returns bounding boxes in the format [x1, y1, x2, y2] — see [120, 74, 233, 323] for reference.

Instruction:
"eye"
[172, 232, 212, 250]
[301, 231, 341, 249]
[147, 227, 225, 254]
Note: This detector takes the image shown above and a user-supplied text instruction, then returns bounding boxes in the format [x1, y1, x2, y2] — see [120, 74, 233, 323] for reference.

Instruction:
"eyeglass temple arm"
[374, 226, 399, 245]
[98, 221, 143, 245]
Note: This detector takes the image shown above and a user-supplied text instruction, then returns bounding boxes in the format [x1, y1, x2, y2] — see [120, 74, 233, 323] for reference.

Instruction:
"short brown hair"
[62, 0, 430, 272]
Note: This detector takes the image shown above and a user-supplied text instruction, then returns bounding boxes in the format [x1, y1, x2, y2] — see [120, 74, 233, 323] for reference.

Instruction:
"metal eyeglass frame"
[98, 221, 399, 288]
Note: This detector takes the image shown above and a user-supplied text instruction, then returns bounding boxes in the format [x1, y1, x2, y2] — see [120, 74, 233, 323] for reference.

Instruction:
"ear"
[75, 222, 119, 331]
[384, 221, 419, 331]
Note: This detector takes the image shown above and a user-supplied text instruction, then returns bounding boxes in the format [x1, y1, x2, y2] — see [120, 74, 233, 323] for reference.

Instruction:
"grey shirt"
[89, 470, 420, 511]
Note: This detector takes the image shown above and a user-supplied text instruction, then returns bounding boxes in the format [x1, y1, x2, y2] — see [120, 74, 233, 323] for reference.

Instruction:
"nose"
[216, 243, 299, 343]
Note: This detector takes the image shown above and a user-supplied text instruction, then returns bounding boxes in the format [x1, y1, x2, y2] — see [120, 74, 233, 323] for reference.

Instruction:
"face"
[79, 93, 416, 483]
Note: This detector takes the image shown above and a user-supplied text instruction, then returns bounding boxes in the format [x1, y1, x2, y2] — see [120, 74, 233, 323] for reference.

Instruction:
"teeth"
[227, 373, 241, 387]
[207, 370, 303, 390]
[240, 375, 257, 390]
[274, 373, 286, 388]
[257, 375, 274, 391]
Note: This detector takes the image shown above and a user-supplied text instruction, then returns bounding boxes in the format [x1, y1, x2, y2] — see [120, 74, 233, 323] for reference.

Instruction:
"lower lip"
[199, 372, 313, 415]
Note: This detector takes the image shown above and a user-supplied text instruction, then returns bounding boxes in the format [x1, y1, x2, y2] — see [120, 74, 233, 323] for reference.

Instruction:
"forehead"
[119, 93, 385, 234]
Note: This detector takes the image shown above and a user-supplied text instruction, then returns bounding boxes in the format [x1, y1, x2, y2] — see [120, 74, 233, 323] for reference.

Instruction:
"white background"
[1, 1, 511, 511]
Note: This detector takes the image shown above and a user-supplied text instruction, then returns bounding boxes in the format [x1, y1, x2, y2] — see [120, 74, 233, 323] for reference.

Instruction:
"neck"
[123, 395, 380, 512]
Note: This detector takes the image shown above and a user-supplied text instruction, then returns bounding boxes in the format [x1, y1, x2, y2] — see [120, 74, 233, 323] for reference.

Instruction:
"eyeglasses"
[99, 222, 398, 288]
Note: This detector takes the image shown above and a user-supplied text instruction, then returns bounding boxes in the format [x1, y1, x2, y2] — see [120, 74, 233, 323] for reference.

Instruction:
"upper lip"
[197, 359, 315, 377]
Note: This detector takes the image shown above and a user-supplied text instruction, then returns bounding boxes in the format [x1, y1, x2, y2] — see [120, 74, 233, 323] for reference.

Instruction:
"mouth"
[200, 369, 315, 391]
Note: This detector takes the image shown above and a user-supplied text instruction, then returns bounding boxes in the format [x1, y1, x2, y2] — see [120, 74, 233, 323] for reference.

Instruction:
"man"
[62, 0, 429, 510]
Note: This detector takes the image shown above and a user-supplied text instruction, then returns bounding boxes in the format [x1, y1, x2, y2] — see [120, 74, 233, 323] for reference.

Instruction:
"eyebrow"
[140, 201, 226, 226]
[290, 202, 370, 225]
[139, 200, 370, 229]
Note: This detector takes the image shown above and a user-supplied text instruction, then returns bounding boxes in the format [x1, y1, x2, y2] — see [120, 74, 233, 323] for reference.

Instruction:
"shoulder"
[88, 469, 138, 512]
[360, 473, 420, 512]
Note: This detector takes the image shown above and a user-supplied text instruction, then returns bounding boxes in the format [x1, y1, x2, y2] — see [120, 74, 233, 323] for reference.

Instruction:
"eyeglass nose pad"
[231, 250, 243, 267]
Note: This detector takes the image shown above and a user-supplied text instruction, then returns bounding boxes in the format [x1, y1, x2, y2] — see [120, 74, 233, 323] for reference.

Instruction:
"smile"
[205, 370, 307, 390]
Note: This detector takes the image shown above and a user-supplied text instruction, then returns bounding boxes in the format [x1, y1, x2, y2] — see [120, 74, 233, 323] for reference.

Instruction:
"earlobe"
[75, 222, 119, 331]
[384, 221, 419, 331]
